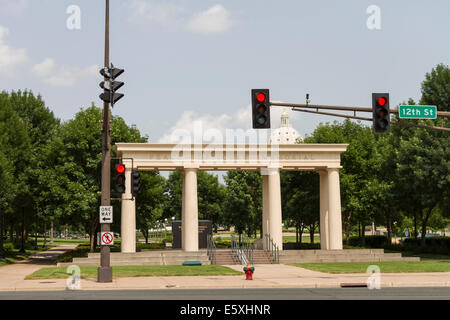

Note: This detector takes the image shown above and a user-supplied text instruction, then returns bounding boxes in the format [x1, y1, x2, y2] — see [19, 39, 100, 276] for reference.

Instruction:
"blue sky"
[0, 0, 449, 142]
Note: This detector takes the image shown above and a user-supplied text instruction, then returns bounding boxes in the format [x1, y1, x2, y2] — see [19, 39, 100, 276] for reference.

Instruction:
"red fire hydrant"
[243, 264, 255, 280]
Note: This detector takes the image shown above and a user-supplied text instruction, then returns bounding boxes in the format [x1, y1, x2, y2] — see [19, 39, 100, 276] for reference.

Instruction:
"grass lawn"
[26, 265, 243, 280]
[291, 261, 450, 273]
[0, 238, 90, 267]
[283, 236, 320, 243]
[0, 254, 29, 266]
[0, 247, 52, 267]
[35, 238, 90, 246]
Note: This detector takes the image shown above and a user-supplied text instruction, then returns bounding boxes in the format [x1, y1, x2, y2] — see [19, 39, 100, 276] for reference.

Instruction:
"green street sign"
[398, 105, 437, 119]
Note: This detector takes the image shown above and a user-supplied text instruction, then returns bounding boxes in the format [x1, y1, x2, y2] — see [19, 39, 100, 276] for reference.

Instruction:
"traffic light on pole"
[114, 164, 126, 194]
[252, 89, 271, 129]
[100, 64, 125, 106]
[131, 171, 141, 197]
[372, 93, 390, 133]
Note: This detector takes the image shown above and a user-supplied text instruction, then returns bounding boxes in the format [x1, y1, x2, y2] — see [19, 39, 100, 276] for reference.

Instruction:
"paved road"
[1, 287, 450, 300]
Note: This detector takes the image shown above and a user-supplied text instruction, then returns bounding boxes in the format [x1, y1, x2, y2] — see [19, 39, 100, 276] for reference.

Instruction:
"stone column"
[318, 170, 330, 250]
[181, 170, 186, 250]
[182, 168, 199, 252]
[121, 164, 136, 253]
[267, 168, 283, 251]
[327, 168, 343, 250]
[262, 174, 269, 250]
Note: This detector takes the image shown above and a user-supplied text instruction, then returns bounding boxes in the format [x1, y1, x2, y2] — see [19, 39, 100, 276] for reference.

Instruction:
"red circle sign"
[102, 232, 113, 245]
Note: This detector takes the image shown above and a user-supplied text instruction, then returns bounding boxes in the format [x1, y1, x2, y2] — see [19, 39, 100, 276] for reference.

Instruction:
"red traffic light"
[377, 97, 387, 106]
[116, 164, 125, 174]
[256, 93, 266, 102]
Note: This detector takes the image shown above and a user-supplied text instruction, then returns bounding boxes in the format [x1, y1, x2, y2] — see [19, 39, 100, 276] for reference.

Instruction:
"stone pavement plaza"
[1, 245, 450, 292]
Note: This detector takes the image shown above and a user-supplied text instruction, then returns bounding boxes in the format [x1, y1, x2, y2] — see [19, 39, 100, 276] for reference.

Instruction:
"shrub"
[162, 236, 173, 244]
[402, 237, 450, 255]
[56, 244, 91, 263]
[283, 242, 320, 250]
[137, 243, 165, 250]
[215, 240, 231, 248]
[347, 235, 389, 248]
[3, 242, 14, 253]
[13, 241, 36, 250]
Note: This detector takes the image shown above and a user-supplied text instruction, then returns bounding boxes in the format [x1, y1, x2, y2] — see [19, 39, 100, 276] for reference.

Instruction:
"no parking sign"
[101, 232, 114, 246]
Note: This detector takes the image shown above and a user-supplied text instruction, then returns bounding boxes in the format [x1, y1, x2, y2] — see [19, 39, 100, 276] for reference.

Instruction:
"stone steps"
[58, 250, 210, 267]
[278, 249, 420, 263]
[279, 249, 385, 256]
[251, 250, 273, 264]
[213, 250, 238, 265]
[87, 250, 208, 259]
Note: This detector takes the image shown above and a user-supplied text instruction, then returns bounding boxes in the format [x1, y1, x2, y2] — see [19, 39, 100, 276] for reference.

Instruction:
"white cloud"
[32, 58, 55, 77]
[128, 0, 184, 26]
[32, 59, 98, 87]
[158, 104, 300, 144]
[0, 25, 28, 76]
[0, 0, 28, 16]
[128, 1, 233, 34]
[187, 4, 233, 34]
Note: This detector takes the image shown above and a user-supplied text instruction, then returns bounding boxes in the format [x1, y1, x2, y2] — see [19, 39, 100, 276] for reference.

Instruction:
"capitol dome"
[269, 109, 303, 144]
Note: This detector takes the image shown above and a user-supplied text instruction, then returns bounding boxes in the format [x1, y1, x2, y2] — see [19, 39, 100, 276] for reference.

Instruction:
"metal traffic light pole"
[270, 101, 450, 132]
[98, 0, 112, 283]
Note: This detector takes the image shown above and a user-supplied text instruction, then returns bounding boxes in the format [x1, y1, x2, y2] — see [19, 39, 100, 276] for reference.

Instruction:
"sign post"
[398, 105, 437, 119]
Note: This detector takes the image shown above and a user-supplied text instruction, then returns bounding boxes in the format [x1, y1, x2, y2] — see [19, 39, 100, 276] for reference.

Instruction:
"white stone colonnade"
[116, 143, 347, 253]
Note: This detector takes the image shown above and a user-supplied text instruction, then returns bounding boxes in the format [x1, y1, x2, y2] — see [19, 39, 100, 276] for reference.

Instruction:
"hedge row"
[347, 235, 389, 248]
[345, 235, 450, 255]
[283, 243, 321, 250]
[402, 237, 450, 254]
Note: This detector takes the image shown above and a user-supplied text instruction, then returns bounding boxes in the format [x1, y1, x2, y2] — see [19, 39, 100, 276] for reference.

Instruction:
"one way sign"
[99, 206, 113, 224]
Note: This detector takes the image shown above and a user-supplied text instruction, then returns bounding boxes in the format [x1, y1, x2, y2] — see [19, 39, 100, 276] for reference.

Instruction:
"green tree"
[420, 63, 450, 112]
[9, 90, 60, 246]
[0, 151, 14, 257]
[223, 171, 261, 240]
[0, 92, 32, 246]
[136, 172, 167, 243]
[46, 104, 147, 251]
[281, 171, 319, 244]
[306, 119, 379, 245]
[163, 171, 226, 231]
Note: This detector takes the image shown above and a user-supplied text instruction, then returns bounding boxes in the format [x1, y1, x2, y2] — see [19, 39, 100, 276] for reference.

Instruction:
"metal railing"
[207, 234, 216, 265]
[231, 234, 248, 265]
[264, 233, 279, 264]
[241, 235, 254, 265]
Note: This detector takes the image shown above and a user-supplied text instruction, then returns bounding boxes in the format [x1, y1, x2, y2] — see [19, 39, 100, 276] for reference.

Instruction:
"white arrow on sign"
[99, 206, 113, 224]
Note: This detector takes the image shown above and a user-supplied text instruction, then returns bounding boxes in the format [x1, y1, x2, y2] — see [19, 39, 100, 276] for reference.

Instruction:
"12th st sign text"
[399, 105, 437, 119]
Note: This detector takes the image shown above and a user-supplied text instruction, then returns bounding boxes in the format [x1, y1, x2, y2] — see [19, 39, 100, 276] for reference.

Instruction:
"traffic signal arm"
[270, 101, 450, 118]
[270, 101, 450, 132]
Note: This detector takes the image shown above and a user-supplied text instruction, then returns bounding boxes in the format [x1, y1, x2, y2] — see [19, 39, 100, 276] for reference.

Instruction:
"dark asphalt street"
[1, 287, 450, 300]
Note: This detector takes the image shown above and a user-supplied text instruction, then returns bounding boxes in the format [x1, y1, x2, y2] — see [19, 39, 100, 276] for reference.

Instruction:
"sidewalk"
[0, 244, 77, 291]
[1, 261, 450, 291]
